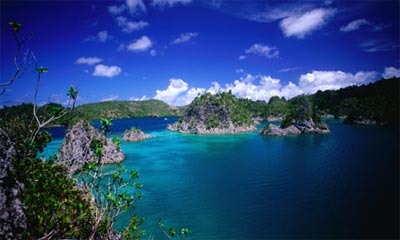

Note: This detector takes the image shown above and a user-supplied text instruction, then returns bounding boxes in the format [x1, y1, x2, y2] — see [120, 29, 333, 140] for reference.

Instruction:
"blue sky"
[1, 0, 399, 106]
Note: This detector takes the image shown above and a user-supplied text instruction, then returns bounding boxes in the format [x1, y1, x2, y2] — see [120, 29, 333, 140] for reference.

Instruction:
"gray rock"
[261, 118, 330, 136]
[260, 124, 301, 136]
[123, 128, 153, 142]
[0, 128, 27, 240]
[57, 121, 125, 174]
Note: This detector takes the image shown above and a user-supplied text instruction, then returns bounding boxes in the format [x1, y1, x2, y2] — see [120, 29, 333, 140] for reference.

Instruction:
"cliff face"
[168, 92, 256, 134]
[57, 121, 125, 173]
[0, 129, 27, 240]
[261, 119, 330, 136]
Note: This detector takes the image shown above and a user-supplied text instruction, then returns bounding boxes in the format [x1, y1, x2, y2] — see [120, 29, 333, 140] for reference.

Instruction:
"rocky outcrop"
[261, 118, 330, 136]
[123, 128, 153, 142]
[0, 129, 27, 240]
[57, 121, 125, 174]
[167, 92, 256, 134]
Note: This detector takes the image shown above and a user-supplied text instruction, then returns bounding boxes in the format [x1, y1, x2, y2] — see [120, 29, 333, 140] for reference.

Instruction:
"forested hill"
[310, 77, 399, 126]
[0, 99, 181, 126]
[73, 99, 180, 119]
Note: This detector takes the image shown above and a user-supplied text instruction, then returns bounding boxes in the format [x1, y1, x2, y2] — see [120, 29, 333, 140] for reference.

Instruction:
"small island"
[57, 120, 125, 173]
[123, 127, 154, 142]
[167, 91, 256, 134]
[261, 95, 330, 136]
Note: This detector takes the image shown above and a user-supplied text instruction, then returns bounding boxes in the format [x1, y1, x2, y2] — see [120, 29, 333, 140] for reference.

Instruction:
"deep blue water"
[44, 118, 399, 239]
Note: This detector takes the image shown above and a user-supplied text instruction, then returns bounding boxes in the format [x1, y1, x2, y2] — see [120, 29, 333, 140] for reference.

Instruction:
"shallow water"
[44, 118, 399, 239]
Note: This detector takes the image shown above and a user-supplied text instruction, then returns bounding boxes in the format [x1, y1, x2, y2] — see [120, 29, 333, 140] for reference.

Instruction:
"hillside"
[310, 77, 399, 126]
[74, 99, 180, 119]
[167, 91, 256, 134]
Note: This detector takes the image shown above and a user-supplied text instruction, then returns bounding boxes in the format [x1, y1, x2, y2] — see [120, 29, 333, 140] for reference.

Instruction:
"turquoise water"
[44, 118, 399, 239]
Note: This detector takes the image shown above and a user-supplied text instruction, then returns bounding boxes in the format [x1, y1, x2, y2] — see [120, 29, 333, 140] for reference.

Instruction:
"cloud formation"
[171, 32, 199, 44]
[382, 66, 400, 78]
[116, 16, 149, 32]
[127, 36, 153, 51]
[244, 43, 279, 58]
[153, 69, 378, 106]
[126, 0, 146, 14]
[152, 0, 192, 7]
[340, 19, 370, 32]
[93, 64, 122, 77]
[75, 57, 103, 65]
[360, 40, 397, 52]
[101, 95, 119, 102]
[108, 4, 126, 15]
[280, 8, 335, 38]
[97, 31, 109, 42]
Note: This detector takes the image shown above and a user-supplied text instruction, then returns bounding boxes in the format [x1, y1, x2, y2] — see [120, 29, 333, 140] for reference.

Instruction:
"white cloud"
[116, 16, 149, 32]
[279, 67, 302, 72]
[238, 55, 246, 60]
[75, 57, 103, 65]
[382, 66, 400, 79]
[154, 78, 189, 105]
[127, 36, 153, 51]
[129, 95, 148, 101]
[152, 0, 192, 8]
[360, 40, 397, 52]
[340, 19, 370, 32]
[244, 43, 279, 58]
[126, 0, 146, 14]
[101, 95, 119, 102]
[152, 69, 379, 106]
[298, 70, 377, 94]
[280, 8, 335, 38]
[97, 31, 109, 42]
[93, 64, 122, 78]
[150, 49, 157, 56]
[108, 4, 126, 15]
[171, 32, 199, 44]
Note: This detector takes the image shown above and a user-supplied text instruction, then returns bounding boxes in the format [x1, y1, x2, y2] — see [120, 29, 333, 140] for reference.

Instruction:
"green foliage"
[13, 157, 94, 239]
[36, 66, 48, 73]
[100, 118, 112, 135]
[112, 136, 121, 150]
[310, 78, 399, 126]
[67, 86, 78, 101]
[9, 20, 22, 32]
[266, 96, 289, 117]
[281, 95, 315, 128]
[158, 219, 190, 239]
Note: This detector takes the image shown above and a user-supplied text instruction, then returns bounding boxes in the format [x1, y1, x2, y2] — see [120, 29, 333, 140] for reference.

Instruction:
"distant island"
[1, 78, 398, 128]
[167, 91, 257, 134]
[261, 95, 330, 136]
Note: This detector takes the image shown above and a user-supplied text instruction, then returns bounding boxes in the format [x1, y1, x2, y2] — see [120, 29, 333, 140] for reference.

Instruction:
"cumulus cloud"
[154, 78, 189, 105]
[152, 0, 192, 7]
[340, 19, 370, 32]
[244, 43, 279, 58]
[97, 31, 109, 42]
[382, 66, 400, 78]
[280, 8, 335, 38]
[93, 64, 122, 77]
[101, 95, 119, 102]
[116, 16, 148, 33]
[126, 0, 146, 14]
[127, 36, 153, 51]
[298, 70, 377, 94]
[75, 57, 103, 65]
[153, 69, 379, 106]
[171, 32, 199, 44]
[108, 4, 126, 15]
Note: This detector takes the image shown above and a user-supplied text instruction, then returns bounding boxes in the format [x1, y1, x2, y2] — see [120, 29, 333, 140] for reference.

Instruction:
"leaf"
[36, 66, 48, 73]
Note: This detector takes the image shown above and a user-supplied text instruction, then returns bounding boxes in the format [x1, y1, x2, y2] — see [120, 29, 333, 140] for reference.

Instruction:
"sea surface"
[44, 117, 399, 239]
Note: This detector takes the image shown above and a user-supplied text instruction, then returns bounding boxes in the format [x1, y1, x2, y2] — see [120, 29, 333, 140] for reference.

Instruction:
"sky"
[1, 0, 399, 107]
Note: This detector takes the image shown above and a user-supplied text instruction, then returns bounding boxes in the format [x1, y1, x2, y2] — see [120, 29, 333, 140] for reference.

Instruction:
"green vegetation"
[266, 96, 288, 118]
[73, 99, 180, 120]
[281, 95, 319, 128]
[310, 77, 399, 126]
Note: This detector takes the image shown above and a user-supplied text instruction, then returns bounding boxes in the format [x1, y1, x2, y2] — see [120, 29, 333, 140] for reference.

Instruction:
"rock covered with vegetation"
[57, 120, 125, 173]
[123, 127, 153, 142]
[261, 95, 330, 136]
[168, 91, 256, 134]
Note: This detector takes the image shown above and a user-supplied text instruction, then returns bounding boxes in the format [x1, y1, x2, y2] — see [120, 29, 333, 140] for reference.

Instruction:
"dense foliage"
[281, 95, 319, 128]
[310, 77, 399, 126]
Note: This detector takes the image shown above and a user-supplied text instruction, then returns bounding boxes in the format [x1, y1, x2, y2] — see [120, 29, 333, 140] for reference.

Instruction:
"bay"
[43, 117, 399, 239]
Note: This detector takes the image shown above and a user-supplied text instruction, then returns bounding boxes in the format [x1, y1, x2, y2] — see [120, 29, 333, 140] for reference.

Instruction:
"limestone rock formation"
[167, 92, 256, 134]
[57, 121, 125, 173]
[123, 128, 153, 142]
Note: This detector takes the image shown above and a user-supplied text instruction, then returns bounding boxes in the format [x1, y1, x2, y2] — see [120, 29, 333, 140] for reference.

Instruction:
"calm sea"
[44, 117, 399, 239]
